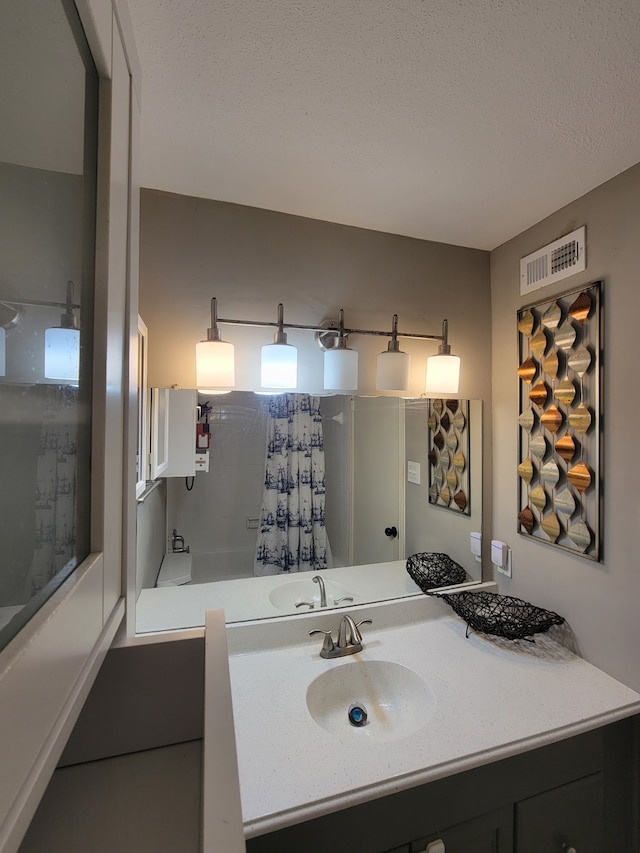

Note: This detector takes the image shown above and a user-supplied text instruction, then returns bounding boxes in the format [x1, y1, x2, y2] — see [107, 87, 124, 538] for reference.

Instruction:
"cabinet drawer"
[516, 773, 603, 853]
[410, 806, 513, 853]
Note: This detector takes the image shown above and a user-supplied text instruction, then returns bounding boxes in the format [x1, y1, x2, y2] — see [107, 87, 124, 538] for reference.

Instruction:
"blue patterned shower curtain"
[254, 394, 327, 576]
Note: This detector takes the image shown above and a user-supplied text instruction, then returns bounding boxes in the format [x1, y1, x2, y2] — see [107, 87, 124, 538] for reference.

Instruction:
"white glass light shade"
[45, 326, 80, 382]
[376, 349, 410, 391]
[0, 327, 5, 377]
[196, 339, 235, 392]
[324, 347, 358, 391]
[261, 343, 297, 389]
[425, 353, 461, 394]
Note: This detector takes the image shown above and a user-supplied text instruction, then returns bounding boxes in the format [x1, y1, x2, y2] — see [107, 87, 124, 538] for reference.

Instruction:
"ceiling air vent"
[520, 226, 586, 296]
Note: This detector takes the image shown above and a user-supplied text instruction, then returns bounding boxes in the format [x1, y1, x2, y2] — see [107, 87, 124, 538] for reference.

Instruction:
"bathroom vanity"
[205, 594, 640, 853]
[244, 723, 631, 853]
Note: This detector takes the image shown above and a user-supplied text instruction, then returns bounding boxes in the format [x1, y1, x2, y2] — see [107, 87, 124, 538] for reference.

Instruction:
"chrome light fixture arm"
[214, 301, 448, 346]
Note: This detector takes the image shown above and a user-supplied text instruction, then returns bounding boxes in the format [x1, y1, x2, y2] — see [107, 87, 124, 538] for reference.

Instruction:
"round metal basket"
[406, 552, 468, 592]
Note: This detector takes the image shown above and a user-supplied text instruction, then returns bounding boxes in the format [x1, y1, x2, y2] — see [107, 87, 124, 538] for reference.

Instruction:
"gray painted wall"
[136, 480, 166, 594]
[491, 161, 640, 692]
[139, 189, 492, 402]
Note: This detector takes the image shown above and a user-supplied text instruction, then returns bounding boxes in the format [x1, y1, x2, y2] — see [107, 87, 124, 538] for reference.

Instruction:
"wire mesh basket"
[439, 590, 564, 641]
[406, 552, 468, 592]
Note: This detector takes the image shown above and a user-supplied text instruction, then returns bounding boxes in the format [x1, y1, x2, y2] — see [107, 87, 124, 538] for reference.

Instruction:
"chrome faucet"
[312, 574, 327, 608]
[309, 614, 373, 658]
[171, 529, 190, 553]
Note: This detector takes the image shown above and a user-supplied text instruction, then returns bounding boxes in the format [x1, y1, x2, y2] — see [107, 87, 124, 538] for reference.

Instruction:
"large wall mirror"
[134, 185, 492, 634]
[0, 0, 97, 651]
[136, 390, 482, 632]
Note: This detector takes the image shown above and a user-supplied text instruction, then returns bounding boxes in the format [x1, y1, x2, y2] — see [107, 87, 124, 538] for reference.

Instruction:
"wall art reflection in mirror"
[427, 398, 470, 514]
[517, 281, 601, 560]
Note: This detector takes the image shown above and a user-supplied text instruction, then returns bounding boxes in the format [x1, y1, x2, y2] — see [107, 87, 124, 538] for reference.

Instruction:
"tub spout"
[171, 529, 190, 553]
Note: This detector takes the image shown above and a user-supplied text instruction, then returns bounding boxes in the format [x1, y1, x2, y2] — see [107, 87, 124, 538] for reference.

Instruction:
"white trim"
[203, 610, 246, 853]
[134, 318, 149, 499]
[150, 388, 170, 478]
[113, 0, 142, 104]
[0, 552, 124, 851]
[74, 0, 112, 77]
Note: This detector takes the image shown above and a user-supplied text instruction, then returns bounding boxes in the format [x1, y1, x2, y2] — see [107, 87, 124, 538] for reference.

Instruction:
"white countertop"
[222, 597, 640, 838]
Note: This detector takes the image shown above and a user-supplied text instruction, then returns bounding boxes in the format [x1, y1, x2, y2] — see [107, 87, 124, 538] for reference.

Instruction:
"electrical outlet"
[194, 452, 209, 472]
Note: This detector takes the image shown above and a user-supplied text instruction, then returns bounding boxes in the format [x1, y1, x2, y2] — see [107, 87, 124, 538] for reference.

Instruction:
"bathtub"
[191, 549, 255, 584]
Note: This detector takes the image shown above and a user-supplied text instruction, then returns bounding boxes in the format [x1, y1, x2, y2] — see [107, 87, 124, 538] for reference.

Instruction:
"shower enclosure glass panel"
[0, 0, 98, 651]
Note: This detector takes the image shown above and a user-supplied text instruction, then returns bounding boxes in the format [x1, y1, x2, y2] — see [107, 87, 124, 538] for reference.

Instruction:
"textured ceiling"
[127, 0, 640, 250]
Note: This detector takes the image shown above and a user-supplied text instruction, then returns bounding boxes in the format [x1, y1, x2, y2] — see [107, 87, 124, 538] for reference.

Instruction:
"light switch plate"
[407, 460, 421, 484]
[491, 539, 512, 577]
[497, 551, 512, 578]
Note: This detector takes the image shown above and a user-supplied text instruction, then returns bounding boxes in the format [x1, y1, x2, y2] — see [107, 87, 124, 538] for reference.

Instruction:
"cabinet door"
[150, 387, 169, 478]
[410, 807, 513, 853]
[135, 317, 149, 497]
[516, 773, 602, 853]
[163, 389, 197, 477]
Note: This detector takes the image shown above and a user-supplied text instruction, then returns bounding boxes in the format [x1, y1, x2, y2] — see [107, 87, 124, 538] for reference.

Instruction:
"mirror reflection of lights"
[0, 283, 82, 384]
[44, 282, 80, 384]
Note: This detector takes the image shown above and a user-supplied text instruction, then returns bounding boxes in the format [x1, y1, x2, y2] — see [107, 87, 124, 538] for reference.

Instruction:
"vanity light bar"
[214, 307, 447, 343]
[198, 298, 460, 394]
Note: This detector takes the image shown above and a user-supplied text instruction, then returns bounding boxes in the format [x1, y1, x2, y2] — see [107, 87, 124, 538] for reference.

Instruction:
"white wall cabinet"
[165, 389, 198, 477]
[150, 389, 198, 479]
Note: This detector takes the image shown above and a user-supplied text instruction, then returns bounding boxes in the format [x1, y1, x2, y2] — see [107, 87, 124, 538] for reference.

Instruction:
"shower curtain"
[254, 394, 327, 576]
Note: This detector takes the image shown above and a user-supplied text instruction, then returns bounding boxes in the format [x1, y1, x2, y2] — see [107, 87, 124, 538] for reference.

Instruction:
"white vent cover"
[520, 227, 586, 296]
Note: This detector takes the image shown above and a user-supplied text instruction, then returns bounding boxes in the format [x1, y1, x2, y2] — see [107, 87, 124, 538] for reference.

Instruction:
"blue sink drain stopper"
[348, 703, 368, 727]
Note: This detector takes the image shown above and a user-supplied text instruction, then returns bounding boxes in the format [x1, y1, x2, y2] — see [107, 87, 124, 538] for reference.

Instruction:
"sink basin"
[269, 579, 356, 612]
[306, 660, 436, 742]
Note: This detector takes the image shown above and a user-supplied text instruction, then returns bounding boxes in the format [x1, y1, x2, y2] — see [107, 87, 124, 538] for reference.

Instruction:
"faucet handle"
[309, 629, 335, 654]
[349, 618, 372, 644]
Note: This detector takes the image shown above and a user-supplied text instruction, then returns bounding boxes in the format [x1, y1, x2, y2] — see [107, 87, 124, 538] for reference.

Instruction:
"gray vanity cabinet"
[246, 719, 636, 853]
[408, 806, 513, 852]
[515, 773, 603, 853]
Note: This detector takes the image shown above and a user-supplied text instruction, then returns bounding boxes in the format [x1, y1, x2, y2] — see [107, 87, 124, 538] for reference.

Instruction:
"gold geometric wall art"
[517, 281, 602, 560]
[428, 398, 471, 515]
